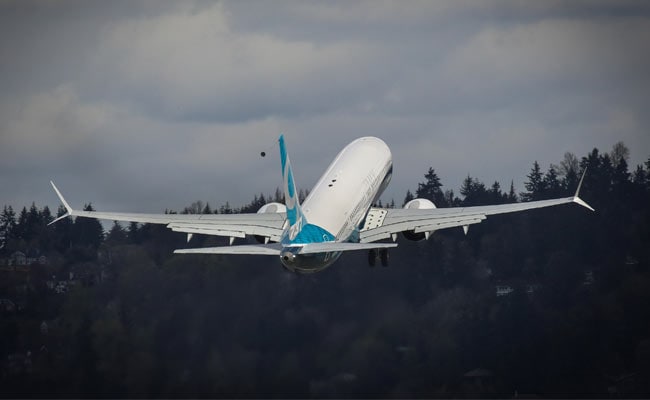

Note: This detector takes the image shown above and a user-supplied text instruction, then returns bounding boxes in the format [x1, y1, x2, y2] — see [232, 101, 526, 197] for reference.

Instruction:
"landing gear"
[368, 249, 389, 267]
[379, 248, 389, 267]
[368, 249, 376, 267]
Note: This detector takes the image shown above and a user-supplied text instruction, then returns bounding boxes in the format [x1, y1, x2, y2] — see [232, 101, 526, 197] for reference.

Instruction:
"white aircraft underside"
[50, 135, 594, 273]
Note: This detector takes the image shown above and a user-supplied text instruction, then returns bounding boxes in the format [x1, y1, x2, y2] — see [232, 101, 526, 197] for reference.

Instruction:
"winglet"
[572, 168, 595, 212]
[48, 181, 74, 225]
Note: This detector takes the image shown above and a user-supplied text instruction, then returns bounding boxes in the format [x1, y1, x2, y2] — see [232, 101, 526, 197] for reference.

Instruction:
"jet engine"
[402, 198, 435, 241]
[254, 202, 286, 243]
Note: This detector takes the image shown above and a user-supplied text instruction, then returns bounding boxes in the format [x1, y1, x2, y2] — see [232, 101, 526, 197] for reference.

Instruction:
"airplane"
[49, 134, 594, 273]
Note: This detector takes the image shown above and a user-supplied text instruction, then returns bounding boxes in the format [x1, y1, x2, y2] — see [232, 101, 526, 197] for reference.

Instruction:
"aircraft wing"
[360, 170, 594, 243]
[360, 195, 592, 243]
[49, 182, 286, 242]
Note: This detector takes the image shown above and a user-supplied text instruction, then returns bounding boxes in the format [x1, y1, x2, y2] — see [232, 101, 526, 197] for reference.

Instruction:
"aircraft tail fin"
[279, 134, 307, 227]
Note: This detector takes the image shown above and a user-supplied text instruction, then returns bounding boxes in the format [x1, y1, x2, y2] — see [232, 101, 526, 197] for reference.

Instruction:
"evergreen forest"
[1, 142, 650, 398]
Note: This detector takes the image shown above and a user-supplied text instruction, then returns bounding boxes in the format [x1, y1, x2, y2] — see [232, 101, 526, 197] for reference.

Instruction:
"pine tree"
[544, 165, 562, 198]
[202, 203, 212, 214]
[522, 161, 546, 201]
[507, 180, 518, 203]
[612, 157, 630, 193]
[403, 190, 414, 206]
[274, 187, 283, 203]
[416, 167, 447, 207]
[41, 206, 53, 224]
[106, 221, 128, 245]
[0, 205, 16, 250]
[25, 202, 42, 242]
[127, 221, 140, 244]
[53, 205, 73, 251]
[73, 204, 104, 248]
[460, 175, 487, 206]
[632, 165, 647, 186]
[16, 206, 28, 240]
[220, 202, 233, 214]
[646, 157, 650, 190]
[600, 153, 614, 188]
[490, 181, 503, 204]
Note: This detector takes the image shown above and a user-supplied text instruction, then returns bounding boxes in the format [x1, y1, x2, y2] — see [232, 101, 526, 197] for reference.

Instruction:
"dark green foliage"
[1, 142, 649, 397]
[507, 180, 518, 203]
[53, 205, 73, 252]
[0, 205, 16, 249]
[72, 204, 104, 249]
[416, 167, 447, 207]
[521, 161, 546, 201]
[460, 175, 488, 206]
[106, 222, 128, 246]
[402, 189, 414, 206]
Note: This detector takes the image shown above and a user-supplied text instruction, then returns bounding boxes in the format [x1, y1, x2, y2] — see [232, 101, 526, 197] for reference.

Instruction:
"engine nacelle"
[257, 202, 287, 214]
[402, 198, 435, 241]
[254, 202, 286, 243]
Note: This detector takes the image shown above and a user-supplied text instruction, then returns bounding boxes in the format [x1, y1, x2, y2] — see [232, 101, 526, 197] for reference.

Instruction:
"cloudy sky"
[1, 0, 649, 215]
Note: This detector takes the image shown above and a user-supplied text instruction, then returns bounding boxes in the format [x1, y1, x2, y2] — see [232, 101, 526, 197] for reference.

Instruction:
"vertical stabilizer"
[279, 134, 307, 236]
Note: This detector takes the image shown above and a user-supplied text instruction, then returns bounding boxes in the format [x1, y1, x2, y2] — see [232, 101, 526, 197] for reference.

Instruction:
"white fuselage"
[280, 137, 393, 272]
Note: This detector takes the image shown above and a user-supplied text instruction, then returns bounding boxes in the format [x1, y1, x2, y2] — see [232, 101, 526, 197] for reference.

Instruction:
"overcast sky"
[1, 0, 649, 215]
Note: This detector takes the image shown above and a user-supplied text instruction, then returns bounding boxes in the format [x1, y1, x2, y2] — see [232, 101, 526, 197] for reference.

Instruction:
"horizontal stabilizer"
[173, 242, 398, 256]
[297, 242, 398, 254]
[174, 244, 283, 256]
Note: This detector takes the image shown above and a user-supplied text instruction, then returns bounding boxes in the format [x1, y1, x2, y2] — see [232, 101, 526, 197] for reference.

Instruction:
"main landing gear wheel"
[368, 249, 390, 267]
[368, 249, 377, 267]
[379, 249, 389, 267]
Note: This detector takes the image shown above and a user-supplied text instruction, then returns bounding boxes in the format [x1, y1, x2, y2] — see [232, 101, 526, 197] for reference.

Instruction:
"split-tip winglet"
[48, 181, 73, 225]
[573, 196, 595, 212]
[572, 168, 595, 212]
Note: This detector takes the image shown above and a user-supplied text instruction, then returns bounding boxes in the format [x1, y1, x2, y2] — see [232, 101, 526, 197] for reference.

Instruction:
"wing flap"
[360, 213, 486, 243]
[167, 222, 284, 241]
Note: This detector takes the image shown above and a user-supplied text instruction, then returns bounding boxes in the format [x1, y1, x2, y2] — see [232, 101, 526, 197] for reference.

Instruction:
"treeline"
[1, 142, 650, 398]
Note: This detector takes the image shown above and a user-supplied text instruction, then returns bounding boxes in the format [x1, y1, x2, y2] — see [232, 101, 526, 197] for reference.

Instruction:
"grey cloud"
[1, 0, 650, 214]
[77, 3, 392, 123]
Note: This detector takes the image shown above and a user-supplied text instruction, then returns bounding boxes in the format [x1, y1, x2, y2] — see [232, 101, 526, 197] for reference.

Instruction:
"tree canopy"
[1, 142, 649, 397]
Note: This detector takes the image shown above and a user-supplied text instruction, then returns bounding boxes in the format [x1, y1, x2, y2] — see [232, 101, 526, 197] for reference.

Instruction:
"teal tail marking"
[279, 134, 304, 228]
[292, 223, 335, 244]
[278, 134, 335, 244]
